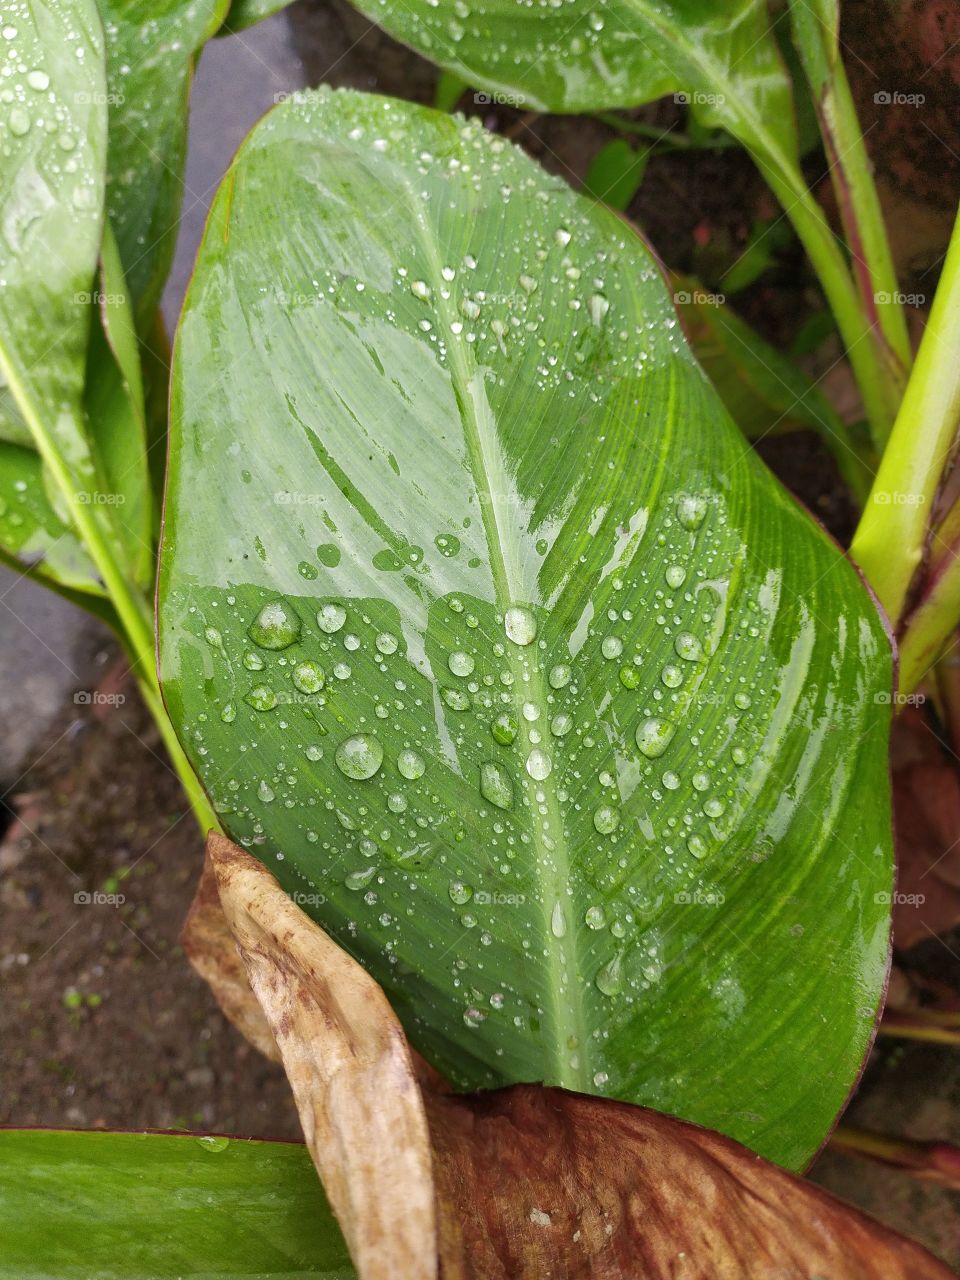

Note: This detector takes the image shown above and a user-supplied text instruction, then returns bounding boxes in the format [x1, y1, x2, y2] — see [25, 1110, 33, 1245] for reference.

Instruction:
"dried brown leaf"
[206, 833, 955, 1280]
[181, 848, 280, 1063]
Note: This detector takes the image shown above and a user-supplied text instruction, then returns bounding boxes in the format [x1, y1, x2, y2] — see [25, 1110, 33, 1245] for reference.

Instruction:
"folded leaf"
[160, 87, 894, 1169]
[205, 836, 952, 1280]
[0, 1128, 356, 1280]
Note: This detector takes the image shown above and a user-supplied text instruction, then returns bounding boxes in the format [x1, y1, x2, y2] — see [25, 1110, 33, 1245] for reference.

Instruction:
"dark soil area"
[3, 0, 960, 1266]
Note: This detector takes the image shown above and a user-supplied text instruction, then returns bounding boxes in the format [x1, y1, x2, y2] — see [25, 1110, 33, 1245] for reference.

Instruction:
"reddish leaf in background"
[891, 707, 960, 948]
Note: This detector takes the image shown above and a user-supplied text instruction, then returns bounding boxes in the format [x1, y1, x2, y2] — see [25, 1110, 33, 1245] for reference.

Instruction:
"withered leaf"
[204, 834, 954, 1280]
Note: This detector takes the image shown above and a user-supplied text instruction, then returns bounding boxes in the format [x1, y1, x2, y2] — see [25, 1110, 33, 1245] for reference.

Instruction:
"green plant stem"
[595, 112, 734, 149]
[134, 666, 222, 834]
[850, 209, 960, 647]
[0, 363, 220, 837]
[787, 0, 911, 400]
[751, 158, 900, 447]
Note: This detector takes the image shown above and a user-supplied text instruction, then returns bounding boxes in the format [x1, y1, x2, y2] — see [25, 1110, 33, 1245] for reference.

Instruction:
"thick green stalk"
[756, 158, 900, 445]
[850, 209, 960, 641]
[788, 0, 911, 415]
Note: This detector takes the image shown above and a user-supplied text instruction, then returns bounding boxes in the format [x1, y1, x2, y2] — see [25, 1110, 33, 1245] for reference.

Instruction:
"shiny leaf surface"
[160, 88, 894, 1169]
[0, 1129, 356, 1279]
[342, 0, 798, 162]
[0, 0, 119, 596]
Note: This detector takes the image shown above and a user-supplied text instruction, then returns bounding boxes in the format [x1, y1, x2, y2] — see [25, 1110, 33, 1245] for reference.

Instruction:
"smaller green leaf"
[0, 443, 104, 596]
[99, 0, 230, 326]
[583, 138, 648, 211]
[84, 222, 154, 587]
[0, 1129, 356, 1280]
[675, 279, 872, 500]
[434, 68, 468, 113]
[219, 0, 292, 32]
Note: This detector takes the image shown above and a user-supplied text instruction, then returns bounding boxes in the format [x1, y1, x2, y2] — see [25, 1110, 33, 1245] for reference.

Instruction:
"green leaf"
[0, 1130, 356, 1279]
[219, 0, 291, 33]
[583, 138, 648, 211]
[0, 0, 130, 597]
[160, 88, 893, 1170]
[342, 0, 797, 159]
[434, 68, 468, 113]
[84, 219, 154, 586]
[98, 0, 229, 325]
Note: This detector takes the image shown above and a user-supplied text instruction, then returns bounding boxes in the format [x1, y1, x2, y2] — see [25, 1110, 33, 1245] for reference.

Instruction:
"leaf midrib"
[397, 157, 591, 1090]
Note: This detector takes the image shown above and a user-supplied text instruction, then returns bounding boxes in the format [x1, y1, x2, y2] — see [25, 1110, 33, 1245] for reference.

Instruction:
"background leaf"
[0, 1129, 356, 1279]
[160, 88, 893, 1170]
[98, 0, 229, 327]
[0, 0, 127, 597]
[583, 138, 648, 211]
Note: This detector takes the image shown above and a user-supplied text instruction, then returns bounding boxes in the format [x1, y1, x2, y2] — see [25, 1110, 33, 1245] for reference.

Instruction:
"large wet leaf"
[160, 88, 894, 1170]
[0, 1129, 355, 1279]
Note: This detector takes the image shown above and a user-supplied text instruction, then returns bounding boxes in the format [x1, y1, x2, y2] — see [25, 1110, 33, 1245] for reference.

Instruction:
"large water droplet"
[292, 661, 324, 694]
[674, 632, 703, 662]
[317, 603, 347, 634]
[244, 685, 278, 712]
[595, 953, 623, 996]
[526, 748, 552, 780]
[335, 733, 384, 780]
[677, 493, 708, 529]
[550, 712, 573, 737]
[397, 748, 426, 779]
[491, 712, 518, 745]
[601, 635, 623, 659]
[480, 760, 514, 810]
[585, 905, 606, 930]
[635, 717, 673, 758]
[551, 902, 567, 938]
[346, 867, 377, 890]
[441, 687, 471, 711]
[504, 606, 537, 646]
[548, 663, 571, 689]
[375, 631, 398, 655]
[593, 804, 620, 834]
[448, 650, 475, 677]
[449, 879, 473, 905]
[248, 599, 301, 650]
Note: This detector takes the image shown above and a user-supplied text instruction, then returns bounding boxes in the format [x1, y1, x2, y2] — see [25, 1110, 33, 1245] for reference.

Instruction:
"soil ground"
[2, 0, 960, 1266]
